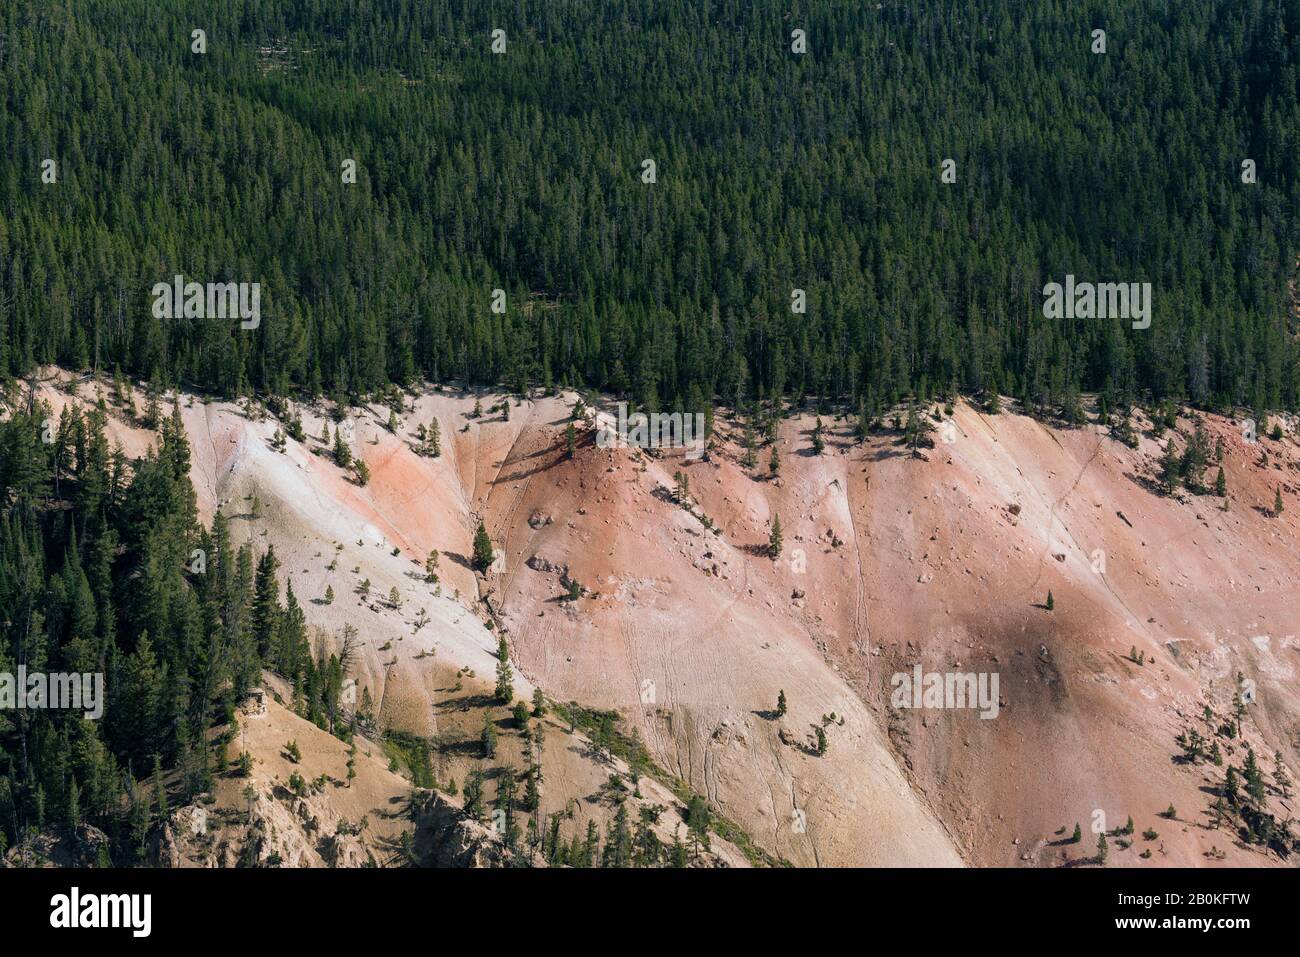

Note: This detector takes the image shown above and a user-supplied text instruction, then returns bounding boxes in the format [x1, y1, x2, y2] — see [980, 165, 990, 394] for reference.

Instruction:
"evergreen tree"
[333, 430, 353, 469]
[769, 515, 783, 559]
[463, 771, 485, 821]
[1273, 751, 1292, 800]
[472, 521, 494, 572]
[581, 820, 600, 868]
[494, 637, 514, 704]
[1243, 748, 1266, 804]
[1160, 441, 1181, 494]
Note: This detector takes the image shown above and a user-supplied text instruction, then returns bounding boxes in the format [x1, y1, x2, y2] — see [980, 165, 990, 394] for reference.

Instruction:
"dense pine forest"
[0, 0, 1299, 871]
[1, 0, 1297, 415]
[0, 394, 345, 862]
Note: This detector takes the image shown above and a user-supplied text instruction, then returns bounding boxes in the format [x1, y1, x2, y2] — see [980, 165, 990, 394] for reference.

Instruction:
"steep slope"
[31, 373, 755, 867]
[460, 392, 1300, 867]
[32, 372, 1300, 867]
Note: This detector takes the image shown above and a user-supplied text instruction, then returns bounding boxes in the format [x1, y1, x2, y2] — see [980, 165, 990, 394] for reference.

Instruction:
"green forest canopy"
[1, 0, 1298, 415]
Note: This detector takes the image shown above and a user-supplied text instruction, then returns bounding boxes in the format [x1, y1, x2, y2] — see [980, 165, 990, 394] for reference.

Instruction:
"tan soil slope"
[469, 400, 966, 866]
[33, 373, 1299, 867]
[818, 401, 1300, 868]
[461, 393, 1299, 868]
[32, 375, 755, 867]
[156, 681, 519, 868]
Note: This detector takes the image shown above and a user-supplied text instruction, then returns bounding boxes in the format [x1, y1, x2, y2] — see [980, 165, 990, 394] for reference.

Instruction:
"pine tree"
[130, 783, 151, 863]
[669, 828, 688, 867]
[904, 404, 935, 457]
[855, 396, 869, 440]
[480, 711, 498, 759]
[513, 701, 530, 729]
[769, 514, 783, 559]
[777, 689, 787, 717]
[67, 777, 81, 832]
[581, 819, 600, 867]
[524, 765, 541, 813]
[603, 803, 633, 867]
[428, 418, 441, 457]
[495, 766, 519, 848]
[494, 636, 514, 703]
[1225, 765, 1240, 804]
[1045, 590, 1054, 611]
[1160, 441, 1181, 493]
[1273, 751, 1292, 799]
[685, 795, 711, 859]
[674, 469, 690, 504]
[250, 548, 281, 662]
[333, 428, 353, 469]
[463, 771, 485, 820]
[472, 520, 494, 572]
[1243, 748, 1266, 804]
[1215, 466, 1226, 497]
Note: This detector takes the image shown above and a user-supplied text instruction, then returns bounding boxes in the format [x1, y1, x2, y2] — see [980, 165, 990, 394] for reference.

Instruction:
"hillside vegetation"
[0, 0, 1297, 412]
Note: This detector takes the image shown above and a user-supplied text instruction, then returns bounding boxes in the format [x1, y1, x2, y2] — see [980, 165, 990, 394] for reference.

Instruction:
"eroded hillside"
[32, 371, 1300, 867]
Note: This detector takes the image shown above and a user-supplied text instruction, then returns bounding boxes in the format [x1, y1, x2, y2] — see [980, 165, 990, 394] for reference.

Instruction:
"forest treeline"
[1, 0, 1298, 415]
